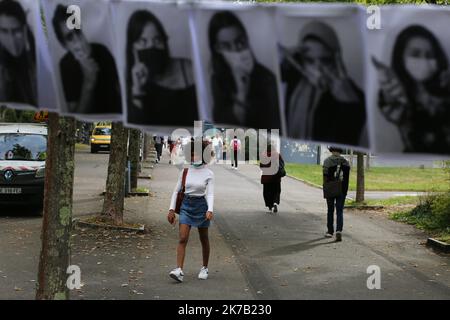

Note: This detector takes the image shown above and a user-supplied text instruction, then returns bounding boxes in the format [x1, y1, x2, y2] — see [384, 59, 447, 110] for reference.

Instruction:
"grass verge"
[389, 194, 450, 244]
[286, 163, 449, 192]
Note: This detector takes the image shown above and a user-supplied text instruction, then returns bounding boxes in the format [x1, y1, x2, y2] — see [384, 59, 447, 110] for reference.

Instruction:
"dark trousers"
[263, 182, 281, 209]
[232, 150, 238, 167]
[155, 143, 162, 161]
[326, 195, 345, 234]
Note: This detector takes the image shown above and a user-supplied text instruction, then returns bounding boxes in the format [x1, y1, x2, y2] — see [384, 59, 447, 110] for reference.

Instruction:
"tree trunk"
[102, 122, 128, 225]
[356, 152, 365, 203]
[129, 129, 141, 190]
[36, 113, 76, 300]
[143, 134, 150, 161]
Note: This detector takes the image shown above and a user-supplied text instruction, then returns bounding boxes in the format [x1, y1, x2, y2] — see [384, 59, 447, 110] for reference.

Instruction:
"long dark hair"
[0, 0, 35, 60]
[126, 10, 169, 101]
[208, 11, 249, 96]
[392, 25, 448, 103]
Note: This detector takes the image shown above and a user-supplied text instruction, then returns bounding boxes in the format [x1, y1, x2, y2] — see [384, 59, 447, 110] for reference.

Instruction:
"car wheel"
[91, 146, 97, 153]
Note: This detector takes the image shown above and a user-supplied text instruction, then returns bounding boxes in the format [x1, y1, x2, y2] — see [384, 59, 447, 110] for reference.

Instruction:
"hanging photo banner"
[367, 5, 450, 156]
[42, 0, 122, 120]
[274, 3, 369, 150]
[111, 0, 199, 133]
[36, 0, 59, 111]
[0, 0, 38, 110]
[191, 1, 283, 132]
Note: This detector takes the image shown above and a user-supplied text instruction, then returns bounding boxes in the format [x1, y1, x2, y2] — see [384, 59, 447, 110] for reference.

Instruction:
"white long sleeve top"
[169, 165, 215, 212]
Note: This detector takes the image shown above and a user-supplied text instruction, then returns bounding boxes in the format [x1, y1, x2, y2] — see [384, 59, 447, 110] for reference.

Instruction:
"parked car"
[90, 124, 111, 153]
[0, 123, 47, 213]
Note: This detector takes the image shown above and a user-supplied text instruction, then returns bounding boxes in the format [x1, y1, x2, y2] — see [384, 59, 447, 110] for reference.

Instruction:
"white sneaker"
[198, 267, 208, 280]
[169, 267, 184, 282]
[325, 232, 333, 238]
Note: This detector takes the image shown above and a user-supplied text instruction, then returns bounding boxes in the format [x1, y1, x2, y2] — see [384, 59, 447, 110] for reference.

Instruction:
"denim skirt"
[179, 195, 210, 228]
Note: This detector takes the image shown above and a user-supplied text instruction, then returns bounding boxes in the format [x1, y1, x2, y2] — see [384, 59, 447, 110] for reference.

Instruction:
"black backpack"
[277, 157, 286, 178]
[323, 164, 343, 199]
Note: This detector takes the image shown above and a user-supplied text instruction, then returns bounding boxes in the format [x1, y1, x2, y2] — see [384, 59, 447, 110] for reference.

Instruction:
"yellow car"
[90, 125, 111, 153]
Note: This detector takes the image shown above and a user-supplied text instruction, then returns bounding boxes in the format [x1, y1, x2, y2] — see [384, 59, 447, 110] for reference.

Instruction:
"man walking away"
[230, 136, 241, 169]
[154, 135, 163, 163]
[322, 146, 350, 242]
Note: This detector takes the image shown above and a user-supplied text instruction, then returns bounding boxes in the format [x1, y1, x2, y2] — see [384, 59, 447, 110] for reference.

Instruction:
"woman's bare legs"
[177, 224, 191, 269]
[198, 227, 210, 267]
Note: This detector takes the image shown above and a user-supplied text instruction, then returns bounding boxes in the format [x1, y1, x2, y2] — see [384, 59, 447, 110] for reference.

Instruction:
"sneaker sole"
[170, 273, 183, 283]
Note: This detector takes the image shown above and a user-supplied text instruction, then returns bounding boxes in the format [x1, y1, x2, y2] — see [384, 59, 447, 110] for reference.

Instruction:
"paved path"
[208, 162, 450, 299]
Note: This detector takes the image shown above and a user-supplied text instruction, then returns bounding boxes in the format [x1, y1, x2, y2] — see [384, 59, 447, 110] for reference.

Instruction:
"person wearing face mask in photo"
[279, 21, 366, 147]
[52, 5, 121, 114]
[373, 25, 450, 154]
[0, 0, 36, 106]
[168, 139, 215, 283]
[208, 11, 280, 130]
[127, 10, 197, 126]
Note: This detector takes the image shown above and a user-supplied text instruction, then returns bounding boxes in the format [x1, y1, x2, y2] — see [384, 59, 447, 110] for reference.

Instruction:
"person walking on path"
[260, 147, 285, 213]
[230, 136, 241, 169]
[154, 135, 164, 163]
[167, 139, 215, 282]
[212, 134, 223, 163]
[322, 146, 350, 242]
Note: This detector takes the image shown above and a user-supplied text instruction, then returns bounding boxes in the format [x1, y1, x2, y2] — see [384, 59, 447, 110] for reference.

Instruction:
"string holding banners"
[0, 0, 38, 110]
[41, 0, 123, 120]
[190, 1, 283, 132]
[111, 0, 200, 133]
[367, 5, 450, 156]
[274, 3, 369, 151]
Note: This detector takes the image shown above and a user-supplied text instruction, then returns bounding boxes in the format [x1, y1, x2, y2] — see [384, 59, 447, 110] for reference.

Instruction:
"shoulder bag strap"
[181, 168, 188, 193]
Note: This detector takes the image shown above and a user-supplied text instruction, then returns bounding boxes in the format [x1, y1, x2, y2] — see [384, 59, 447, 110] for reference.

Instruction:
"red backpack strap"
[181, 168, 188, 192]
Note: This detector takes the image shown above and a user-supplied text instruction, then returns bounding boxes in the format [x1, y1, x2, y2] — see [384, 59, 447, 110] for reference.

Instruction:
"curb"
[344, 205, 384, 210]
[426, 238, 450, 254]
[286, 174, 323, 189]
[127, 192, 149, 197]
[73, 218, 145, 234]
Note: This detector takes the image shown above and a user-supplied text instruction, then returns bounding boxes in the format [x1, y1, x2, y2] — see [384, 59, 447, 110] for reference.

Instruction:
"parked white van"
[0, 123, 47, 211]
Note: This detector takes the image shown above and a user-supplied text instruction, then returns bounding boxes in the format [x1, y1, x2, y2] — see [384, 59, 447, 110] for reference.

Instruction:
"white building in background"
[281, 140, 445, 168]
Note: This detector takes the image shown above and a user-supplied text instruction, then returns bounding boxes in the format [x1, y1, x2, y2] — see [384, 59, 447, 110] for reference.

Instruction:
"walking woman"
[260, 146, 285, 213]
[168, 139, 214, 282]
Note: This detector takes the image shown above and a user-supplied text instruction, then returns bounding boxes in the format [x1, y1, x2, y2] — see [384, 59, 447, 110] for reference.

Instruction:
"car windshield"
[94, 128, 111, 136]
[0, 133, 47, 161]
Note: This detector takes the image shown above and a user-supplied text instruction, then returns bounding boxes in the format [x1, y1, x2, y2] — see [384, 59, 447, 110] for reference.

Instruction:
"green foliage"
[346, 195, 419, 207]
[390, 194, 450, 242]
[0, 108, 36, 123]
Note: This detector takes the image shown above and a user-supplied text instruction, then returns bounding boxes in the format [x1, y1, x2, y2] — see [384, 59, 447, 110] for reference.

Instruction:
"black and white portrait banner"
[190, 1, 283, 132]
[274, 3, 369, 150]
[42, 0, 122, 120]
[1, 0, 449, 157]
[0, 0, 38, 110]
[111, 0, 199, 132]
[367, 5, 450, 156]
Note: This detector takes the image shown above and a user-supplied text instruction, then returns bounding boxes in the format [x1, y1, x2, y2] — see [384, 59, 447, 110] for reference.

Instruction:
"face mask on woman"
[137, 47, 169, 75]
[221, 49, 255, 74]
[405, 57, 438, 82]
[192, 161, 203, 167]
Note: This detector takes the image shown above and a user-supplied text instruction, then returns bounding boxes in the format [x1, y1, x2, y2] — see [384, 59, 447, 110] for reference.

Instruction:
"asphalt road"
[208, 162, 450, 299]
